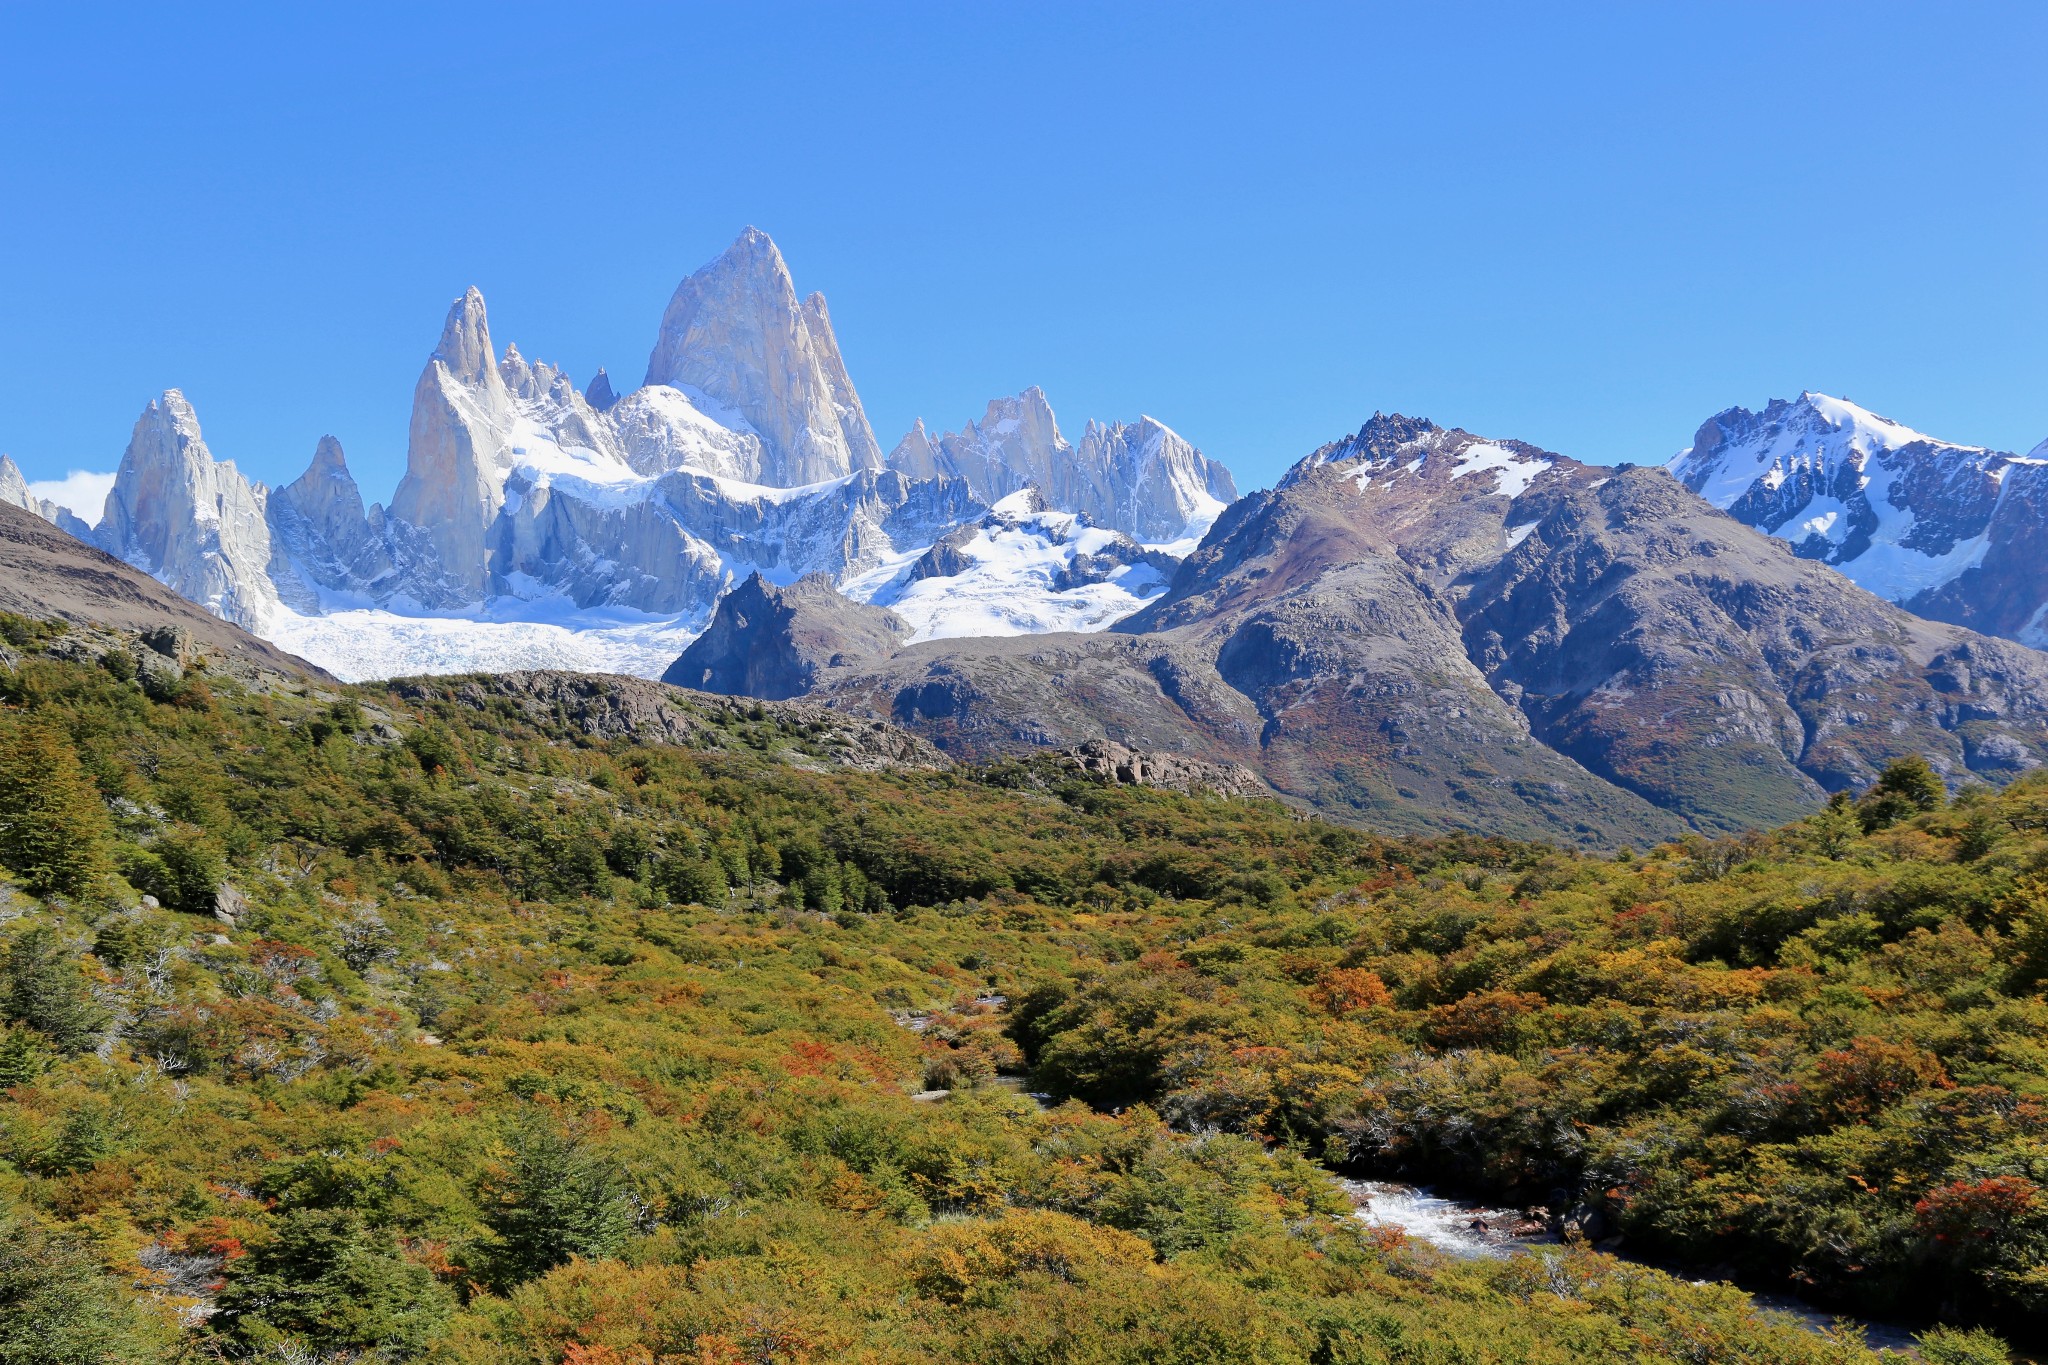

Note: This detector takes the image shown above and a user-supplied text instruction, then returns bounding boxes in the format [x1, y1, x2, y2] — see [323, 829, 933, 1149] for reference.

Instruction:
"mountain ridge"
[683, 412, 2048, 843]
[1, 230, 1236, 681]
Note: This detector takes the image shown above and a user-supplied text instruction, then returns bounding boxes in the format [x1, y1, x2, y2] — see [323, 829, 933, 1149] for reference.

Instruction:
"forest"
[0, 614, 2038, 1364]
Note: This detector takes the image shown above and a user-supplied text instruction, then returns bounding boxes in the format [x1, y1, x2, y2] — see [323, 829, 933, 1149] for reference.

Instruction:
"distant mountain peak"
[1671, 391, 2048, 642]
[585, 367, 619, 412]
[644, 228, 882, 485]
[433, 287, 496, 385]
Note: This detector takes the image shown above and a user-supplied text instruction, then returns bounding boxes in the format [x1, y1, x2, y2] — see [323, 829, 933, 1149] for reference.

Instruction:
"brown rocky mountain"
[662, 572, 909, 700]
[0, 498, 324, 680]
[674, 415, 2048, 843]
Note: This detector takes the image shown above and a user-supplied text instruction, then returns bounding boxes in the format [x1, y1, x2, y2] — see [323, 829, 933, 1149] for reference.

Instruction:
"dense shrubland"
[0, 620, 2035, 1363]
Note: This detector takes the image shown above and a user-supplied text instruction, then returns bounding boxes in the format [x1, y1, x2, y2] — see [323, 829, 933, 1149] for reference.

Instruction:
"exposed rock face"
[268, 436, 392, 607]
[1460, 466, 2048, 827]
[1052, 738, 1267, 799]
[890, 388, 1236, 542]
[95, 391, 282, 629]
[386, 288, 518, 604]
[392, 669, 948, 773]
[1078, 416, 1239, 543]
[0, 456, 92, 539]
[644, 227, 883, 485]
[1669, 392, 2048, 646]
[584, 368, 619, 412]
[662, 572, 908, 699]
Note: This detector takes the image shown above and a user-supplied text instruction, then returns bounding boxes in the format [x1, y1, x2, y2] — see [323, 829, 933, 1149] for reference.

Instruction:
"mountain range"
[0, 228, 1232, 680]
[680, 414, 2048, 845]
[3, 230, 2045, 843]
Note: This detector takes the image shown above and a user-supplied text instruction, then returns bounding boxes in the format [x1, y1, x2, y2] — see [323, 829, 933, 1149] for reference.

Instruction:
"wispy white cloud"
[25, 470, 116, 527]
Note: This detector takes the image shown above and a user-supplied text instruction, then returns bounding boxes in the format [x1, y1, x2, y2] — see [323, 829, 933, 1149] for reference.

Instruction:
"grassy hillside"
[0, 616, 2034, 1363]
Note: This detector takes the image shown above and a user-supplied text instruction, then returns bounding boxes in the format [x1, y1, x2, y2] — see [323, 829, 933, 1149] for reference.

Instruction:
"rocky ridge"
[0, 456, 92, 540]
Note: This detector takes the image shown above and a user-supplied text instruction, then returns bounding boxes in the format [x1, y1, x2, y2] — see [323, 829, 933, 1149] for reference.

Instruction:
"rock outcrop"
[663, 572, 909, 699]
[1052, 738, 1267, 799]
[393, 669, 948, 773]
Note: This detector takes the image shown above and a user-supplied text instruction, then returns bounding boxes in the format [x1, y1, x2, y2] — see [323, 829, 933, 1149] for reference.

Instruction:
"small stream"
[1343, 1180, 1927, 1354]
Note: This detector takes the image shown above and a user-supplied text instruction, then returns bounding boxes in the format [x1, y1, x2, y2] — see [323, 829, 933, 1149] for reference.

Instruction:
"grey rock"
[890, 387, 1236, 542]
[1054, 738, 1267, 798]
[0, 455, 93, 539]
[663, 572, 908, 699]
[392, 670, 949, 773]
[96, 391, 282, 629]
[644, 227, 883, 485]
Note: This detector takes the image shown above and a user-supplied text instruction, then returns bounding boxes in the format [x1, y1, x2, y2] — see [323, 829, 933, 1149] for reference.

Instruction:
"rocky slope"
[0, 497, 321, 682]
[704, 414, 2048, 842]
[663, 572, 909, 700]
[0, 456, 93, 539]
[1669, 392, 2048, 645]
[60, 229, 1234, 681]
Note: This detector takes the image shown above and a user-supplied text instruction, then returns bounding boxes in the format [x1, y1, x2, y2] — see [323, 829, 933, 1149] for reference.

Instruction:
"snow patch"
[1451, 442, 1551, 499]
[264, 600, 703, 683]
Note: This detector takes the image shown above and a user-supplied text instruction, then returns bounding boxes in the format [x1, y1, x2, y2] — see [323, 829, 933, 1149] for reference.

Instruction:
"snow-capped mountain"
[6, 229, 1235, 681]
[885, 386, 1236, 544]
[97, 391, 286, 629]
[1669, 392, 2048, 644]
[843, 489, 1182, 641]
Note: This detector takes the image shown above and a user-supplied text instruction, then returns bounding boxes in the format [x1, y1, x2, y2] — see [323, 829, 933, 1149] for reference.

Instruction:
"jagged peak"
[586, 367, 619, 412]
[683, 226, 794, 298]
[1281, 411, 1442, 486]
[433, 286, 495, 384]
[970, 387, 1065, 443]
[309, 434, 348, 475]
[1675, 392, 2005, 492]
[890, 419, 935, 455]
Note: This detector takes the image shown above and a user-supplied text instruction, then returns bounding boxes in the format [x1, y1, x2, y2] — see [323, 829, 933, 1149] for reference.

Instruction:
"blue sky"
[2, 2, 2043, 515]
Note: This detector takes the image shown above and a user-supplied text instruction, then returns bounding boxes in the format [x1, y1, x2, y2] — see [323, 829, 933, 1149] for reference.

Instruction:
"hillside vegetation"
[0, 616, 2036, 1364]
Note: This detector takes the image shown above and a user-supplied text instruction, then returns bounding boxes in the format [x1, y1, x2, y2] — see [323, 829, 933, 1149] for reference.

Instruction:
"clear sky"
[2, 1, 2043, 516]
